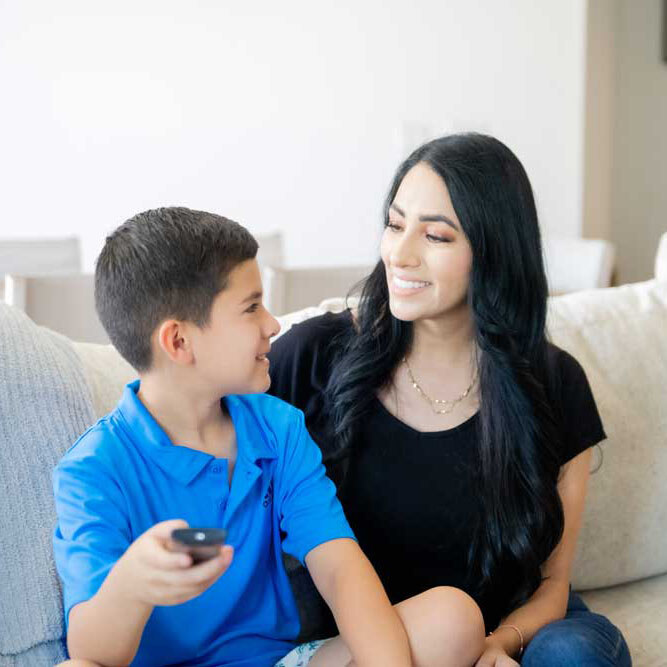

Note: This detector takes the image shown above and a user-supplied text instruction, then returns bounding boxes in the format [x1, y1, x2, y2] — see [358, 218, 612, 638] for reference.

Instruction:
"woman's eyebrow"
[390, 202, 460, 231]
[418, 214, 460, 231]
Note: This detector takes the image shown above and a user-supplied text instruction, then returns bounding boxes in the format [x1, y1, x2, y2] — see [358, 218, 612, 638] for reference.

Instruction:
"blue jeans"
[522, 592, 631, 666]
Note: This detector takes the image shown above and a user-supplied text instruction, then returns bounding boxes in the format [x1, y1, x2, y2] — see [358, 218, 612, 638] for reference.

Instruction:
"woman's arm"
[478, 447, 592, 664]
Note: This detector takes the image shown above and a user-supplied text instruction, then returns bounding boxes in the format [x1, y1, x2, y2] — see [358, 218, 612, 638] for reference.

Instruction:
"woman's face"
[381, 162, 473, 323]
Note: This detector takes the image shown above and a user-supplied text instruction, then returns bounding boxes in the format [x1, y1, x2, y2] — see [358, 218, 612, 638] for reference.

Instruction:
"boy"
[53, 208, 411, 666]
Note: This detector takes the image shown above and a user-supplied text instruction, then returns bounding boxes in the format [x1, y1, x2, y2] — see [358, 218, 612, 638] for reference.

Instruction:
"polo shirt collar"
[116, 381, 276, 485]
[225, 395, 278, 464]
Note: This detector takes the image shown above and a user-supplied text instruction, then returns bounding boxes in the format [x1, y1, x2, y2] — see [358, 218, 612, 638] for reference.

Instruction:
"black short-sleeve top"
[268, 310, 606, 630]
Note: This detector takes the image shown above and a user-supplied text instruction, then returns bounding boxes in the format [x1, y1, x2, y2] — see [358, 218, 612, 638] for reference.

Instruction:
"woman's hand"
[474, 644, 520, 667]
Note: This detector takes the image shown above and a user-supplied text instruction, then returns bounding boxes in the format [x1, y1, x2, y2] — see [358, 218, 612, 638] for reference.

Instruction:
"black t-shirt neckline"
[372, 395, 479, 439]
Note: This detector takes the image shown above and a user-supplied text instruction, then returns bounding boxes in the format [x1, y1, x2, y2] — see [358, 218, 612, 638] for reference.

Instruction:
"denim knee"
[522, 614, 631, 667]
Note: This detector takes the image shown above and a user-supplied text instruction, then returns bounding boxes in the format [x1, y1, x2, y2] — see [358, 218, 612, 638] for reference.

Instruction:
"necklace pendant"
[403, 356, 476, 417]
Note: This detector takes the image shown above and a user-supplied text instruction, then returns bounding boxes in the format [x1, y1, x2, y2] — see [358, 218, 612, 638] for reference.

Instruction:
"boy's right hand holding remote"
[111, 519, 233, 607]
[67, 519, 234, 665]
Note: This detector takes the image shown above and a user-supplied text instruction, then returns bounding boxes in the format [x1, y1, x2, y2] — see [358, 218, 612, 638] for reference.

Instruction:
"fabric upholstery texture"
[548, 280, 667, 589]
[0, 304, 94, 665]
[581, 573, 667, 667]
[73, 341, 136, 417]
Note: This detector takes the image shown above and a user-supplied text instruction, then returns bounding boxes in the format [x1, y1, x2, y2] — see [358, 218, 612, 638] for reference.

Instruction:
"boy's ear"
[155, 319, 194, 365]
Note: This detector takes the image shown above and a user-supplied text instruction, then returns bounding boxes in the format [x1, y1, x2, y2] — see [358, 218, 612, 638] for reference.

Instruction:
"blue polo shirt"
[53, 381, 355, 667]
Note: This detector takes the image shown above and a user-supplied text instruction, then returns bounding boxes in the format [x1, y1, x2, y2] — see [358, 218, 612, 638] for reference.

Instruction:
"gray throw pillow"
[0, 304, 95, 665]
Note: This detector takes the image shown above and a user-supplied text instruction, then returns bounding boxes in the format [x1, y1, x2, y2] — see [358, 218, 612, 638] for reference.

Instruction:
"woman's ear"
[155, 319, 195, 365]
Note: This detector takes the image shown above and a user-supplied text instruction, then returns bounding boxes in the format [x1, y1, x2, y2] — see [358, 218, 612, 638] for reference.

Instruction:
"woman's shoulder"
[544, 342, 606, 462]
[545, 342, 590, 388]
[268, 309, 355, 407]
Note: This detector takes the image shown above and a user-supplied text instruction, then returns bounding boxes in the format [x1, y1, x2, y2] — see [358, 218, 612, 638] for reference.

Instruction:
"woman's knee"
[522, 614, 630, 667]
[56, 661, 104, 667]
[427, 586, 485, 638]
[397, 586, 485, 666]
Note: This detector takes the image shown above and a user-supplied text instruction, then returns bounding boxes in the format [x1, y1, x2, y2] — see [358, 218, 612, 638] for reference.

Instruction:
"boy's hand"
[108, 519, 234, 608]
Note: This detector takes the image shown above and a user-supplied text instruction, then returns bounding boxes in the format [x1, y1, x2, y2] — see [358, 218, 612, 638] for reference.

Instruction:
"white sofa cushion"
[580, 573, 667, 667]
[548, 280, 667, 589]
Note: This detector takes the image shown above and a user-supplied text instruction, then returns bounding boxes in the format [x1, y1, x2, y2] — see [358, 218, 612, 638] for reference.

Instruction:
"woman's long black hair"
[324, 133, 564, 618]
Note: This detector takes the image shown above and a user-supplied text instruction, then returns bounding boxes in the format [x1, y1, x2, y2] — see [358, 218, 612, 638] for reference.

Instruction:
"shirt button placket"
[210, 461, 227, 512]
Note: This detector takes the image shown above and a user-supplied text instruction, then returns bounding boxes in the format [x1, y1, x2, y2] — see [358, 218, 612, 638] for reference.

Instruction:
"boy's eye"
[245, 303, 260, 313]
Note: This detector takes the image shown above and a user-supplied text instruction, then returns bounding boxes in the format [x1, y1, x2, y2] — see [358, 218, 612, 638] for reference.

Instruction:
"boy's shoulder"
[229, 392, 304, 429]
[232, 391, 299, 414]
[55, 409, 127, 475]
[227, 393, 307, 455]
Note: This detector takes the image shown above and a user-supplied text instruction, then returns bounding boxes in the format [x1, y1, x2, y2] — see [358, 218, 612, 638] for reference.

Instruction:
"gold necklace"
[403, 356, 476, 415]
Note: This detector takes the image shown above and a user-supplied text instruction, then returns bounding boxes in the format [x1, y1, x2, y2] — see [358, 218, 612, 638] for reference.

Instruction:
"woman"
[268, 134, 631, 666]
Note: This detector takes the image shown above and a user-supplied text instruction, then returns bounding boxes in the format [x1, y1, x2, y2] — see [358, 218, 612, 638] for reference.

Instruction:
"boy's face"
[187, 258, 281, 396]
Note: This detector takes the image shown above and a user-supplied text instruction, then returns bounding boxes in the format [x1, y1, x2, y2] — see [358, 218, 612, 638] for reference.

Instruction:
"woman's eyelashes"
[426, 233, 452, 243]
[386, 220, 453, 243]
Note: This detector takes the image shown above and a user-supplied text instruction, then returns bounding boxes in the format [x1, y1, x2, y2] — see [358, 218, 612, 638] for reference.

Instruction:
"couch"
[1, 234, 665, 666]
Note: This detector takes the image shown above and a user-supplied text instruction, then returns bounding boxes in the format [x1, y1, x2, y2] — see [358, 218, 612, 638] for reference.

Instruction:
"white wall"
[0, 0, 588, 271]
[610, 0, 667, 283]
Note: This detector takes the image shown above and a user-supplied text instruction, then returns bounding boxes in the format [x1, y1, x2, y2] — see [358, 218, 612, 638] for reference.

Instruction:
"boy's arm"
[67, 579, 152, 667]
[66, 520, 233, 666]
[306, 538, 412, 667]
[54, 441, 232, 666]
[275, 408, 411, 665]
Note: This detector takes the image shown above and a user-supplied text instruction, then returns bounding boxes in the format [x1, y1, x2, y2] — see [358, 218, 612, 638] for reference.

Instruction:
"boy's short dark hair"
[95, 207, 258, 371]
